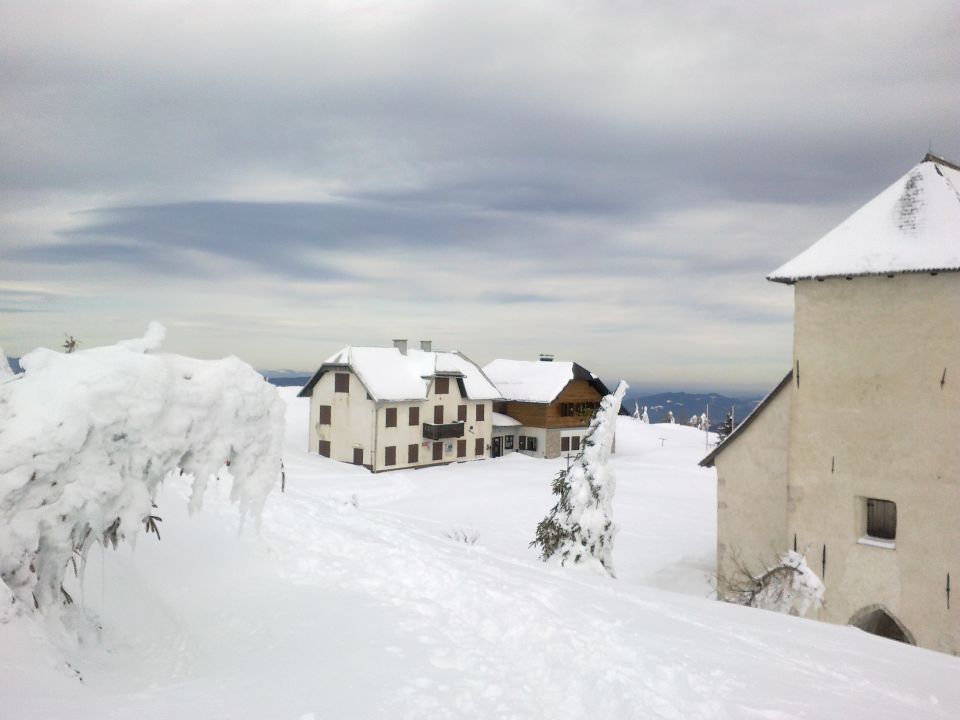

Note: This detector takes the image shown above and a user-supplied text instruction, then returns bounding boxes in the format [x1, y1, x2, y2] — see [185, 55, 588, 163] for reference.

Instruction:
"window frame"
[334, 373, 350, 393]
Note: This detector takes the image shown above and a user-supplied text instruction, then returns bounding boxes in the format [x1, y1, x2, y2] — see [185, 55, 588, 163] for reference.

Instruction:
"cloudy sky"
[2, 1, 957, 393]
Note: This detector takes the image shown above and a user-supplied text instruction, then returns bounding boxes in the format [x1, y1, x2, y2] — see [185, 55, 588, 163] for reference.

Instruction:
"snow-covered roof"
[491, 412, 521, 427]
[483, 359, 609, 403]
[299, 346, 501, 402]
[768, 154, 960, 283]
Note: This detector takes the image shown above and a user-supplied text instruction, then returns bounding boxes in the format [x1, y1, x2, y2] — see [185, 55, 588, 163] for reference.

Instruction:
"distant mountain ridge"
[622, 391, 763, 430]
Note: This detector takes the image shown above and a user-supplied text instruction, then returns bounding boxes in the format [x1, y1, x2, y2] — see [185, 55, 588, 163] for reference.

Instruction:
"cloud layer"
[2, 0, 958, 392]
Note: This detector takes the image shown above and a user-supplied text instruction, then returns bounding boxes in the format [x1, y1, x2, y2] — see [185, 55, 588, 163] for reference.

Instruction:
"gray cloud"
[1, 0, 957, 390]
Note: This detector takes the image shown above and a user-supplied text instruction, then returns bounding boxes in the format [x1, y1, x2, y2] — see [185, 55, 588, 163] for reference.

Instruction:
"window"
[571, 436, 580, 451]
[385, 446, 396, 466]
[561, 402, 597, 417]
[458, 405, 467, 422]
[866, 498, 897, 540]
[335, 373, 349, 393]
[318, 405, 332, 425]
[475, 438, 484, 456]
[432, 442, 443, 461]
[457, 439, 466, 458]
[504, 435, 514, 450]
[434, 405, 443, 424]
[518, 436, 527, 450]
[527, 436, 538, 451]
[408, 444, 418, 464]
[476, 404, 485, 421]
[435, 377, 449, 394]
[385, 407, 397, 428]
[353, 448, 363, 465]
[409, 406, 420, 426]
[561, 437, 570, 452]
[318, 440, 331, 457]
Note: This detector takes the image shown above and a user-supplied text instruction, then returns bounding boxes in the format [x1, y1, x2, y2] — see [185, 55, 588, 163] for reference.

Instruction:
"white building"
[298, 340, 500, 472]
[483, 357, 612, 459]
[702, 153, 960, 653]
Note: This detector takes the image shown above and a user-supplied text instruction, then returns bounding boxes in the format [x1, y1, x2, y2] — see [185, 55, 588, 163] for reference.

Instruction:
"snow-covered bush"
[721, 550, 825, 617]
[530, 380, 628, 577]
[640, 405, 649, 424]
[0, 323, 285, 616]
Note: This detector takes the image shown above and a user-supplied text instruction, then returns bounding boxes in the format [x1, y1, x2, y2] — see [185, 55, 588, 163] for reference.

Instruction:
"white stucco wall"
[787, 272, 960, 652]
[308, 369, 375, 465]
[713, 382, 791, 599]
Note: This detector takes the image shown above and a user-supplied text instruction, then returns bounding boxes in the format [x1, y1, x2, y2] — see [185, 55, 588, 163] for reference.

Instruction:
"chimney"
[393, 339, 408, 355]
[539, 353, 554, 362]
[420, 340, 432, 352]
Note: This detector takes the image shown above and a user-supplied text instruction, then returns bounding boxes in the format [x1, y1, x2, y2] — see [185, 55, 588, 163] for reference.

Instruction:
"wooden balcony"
[422, 422, 465, 440]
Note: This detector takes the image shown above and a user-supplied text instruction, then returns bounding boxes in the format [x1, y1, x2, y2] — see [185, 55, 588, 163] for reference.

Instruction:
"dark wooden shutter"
[457, 439, 466, 458]
[409, 406, 420, 426]
[318, 440, 331, 457]
[353, 448, 363, 465]
[434, 405, 443, 424]
[475, 438, 484, 455]
[458, 405, 467, 422]
[408, 444, 418, 464]
[432, 442, 443, 461]
[476, 404, 485, 421]
[385, 446, 396, 466]
[435, 377, 449, 394]
[867, 499, 897, 539]
[385, 407, 397, 427]
[318, 405, 331, 424]
[335, 373, 349, 393]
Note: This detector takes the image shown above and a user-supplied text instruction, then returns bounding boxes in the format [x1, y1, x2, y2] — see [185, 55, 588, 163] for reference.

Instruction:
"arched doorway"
[849, 605, 915, 645]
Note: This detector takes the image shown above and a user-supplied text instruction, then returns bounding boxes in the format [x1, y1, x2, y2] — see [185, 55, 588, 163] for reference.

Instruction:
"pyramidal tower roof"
[768, 153, 960, 284]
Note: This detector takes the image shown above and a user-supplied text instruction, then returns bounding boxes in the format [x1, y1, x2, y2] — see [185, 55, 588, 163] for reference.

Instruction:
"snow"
[2, 387, 959, 718]
[483, 358, 579, 402]
[491, 411, 521, 426]
[769, 158, 960, 282]
[317, 346, 500, 401]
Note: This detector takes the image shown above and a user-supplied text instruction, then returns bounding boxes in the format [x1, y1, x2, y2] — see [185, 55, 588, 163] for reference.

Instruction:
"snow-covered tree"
[633, 402, 640, 419]
[641, 406, 649, 424]
[720, 550, 824, 617]
[0, 323, 285, 617]
[530, 380, 628, 577]
[666, 410, 675, 424]
[717, 409, 735, 442]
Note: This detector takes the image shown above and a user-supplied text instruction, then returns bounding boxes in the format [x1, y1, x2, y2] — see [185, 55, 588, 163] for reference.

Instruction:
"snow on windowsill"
[858, 536, 896, 550]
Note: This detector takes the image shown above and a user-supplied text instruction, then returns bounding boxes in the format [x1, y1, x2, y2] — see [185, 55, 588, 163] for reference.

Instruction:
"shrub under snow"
[530, 380, 628, 577]
[723, 550, 825, 617]
[0, 323, 285, 616]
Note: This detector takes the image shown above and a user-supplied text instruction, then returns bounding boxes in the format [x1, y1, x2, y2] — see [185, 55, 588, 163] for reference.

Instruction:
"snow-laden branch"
[0, 323, 284, 615]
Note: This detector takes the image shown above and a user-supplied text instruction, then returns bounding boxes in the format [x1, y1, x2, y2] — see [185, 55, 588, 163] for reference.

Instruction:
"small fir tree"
[641, 406, 649, 424]
[530, 380, 628, 577]
[717, 408, 735, 442]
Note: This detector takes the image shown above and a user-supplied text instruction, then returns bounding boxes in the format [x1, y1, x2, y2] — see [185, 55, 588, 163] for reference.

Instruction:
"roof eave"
[698, 370, 793, 468]
[767, 266, 959, 285]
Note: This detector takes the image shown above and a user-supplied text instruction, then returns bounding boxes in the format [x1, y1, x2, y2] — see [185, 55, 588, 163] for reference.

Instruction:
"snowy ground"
[2, 388, 959, 718]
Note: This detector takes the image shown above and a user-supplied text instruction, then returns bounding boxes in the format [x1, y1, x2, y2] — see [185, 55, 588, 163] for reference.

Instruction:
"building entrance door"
[492, 436, 502, 458]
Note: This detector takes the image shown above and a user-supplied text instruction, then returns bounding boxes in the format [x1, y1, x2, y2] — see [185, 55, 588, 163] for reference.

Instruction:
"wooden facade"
[495, 378, 603, 430]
